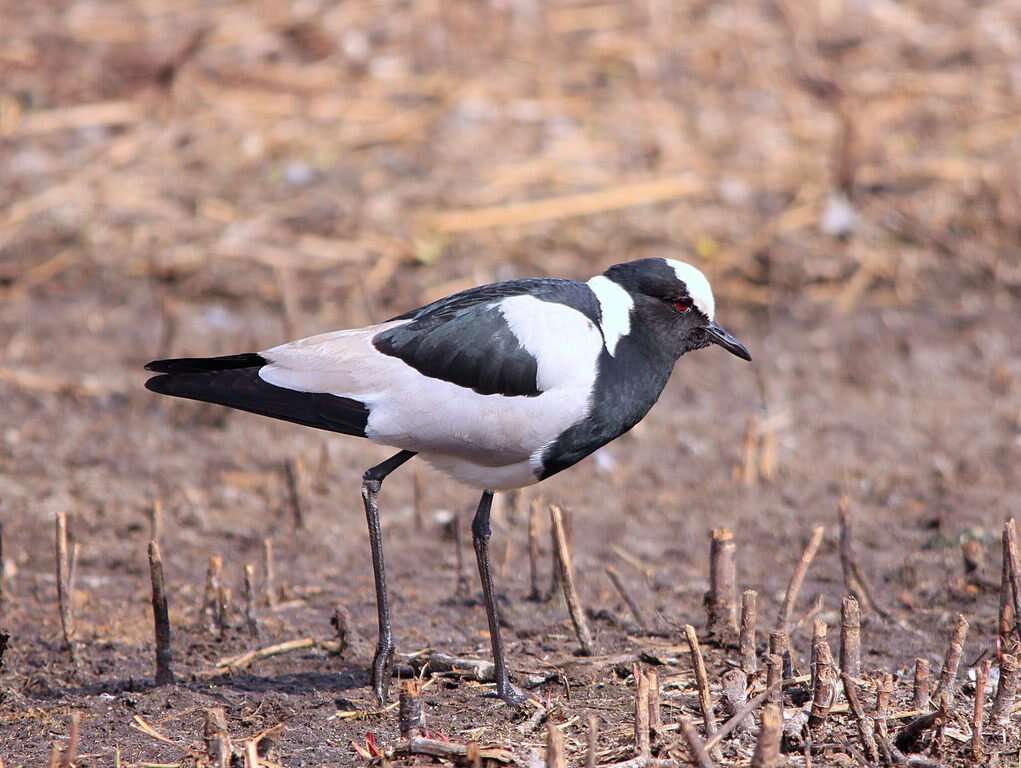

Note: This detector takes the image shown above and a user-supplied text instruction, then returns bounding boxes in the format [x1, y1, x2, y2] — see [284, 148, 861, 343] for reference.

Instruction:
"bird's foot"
[370, 643, 396, 707]
[483, 680, 529, 708]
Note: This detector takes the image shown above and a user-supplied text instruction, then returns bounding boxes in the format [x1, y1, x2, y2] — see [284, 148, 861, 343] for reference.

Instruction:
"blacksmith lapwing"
[145, 257, 751, 706]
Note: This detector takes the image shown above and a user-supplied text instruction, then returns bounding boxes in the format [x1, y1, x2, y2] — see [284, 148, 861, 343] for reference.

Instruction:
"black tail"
[144, 355, 369, 437]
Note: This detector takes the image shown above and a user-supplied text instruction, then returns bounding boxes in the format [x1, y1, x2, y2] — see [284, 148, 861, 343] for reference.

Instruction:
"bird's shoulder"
[389, 277, 600, 325]
[375, 277, 604, 397]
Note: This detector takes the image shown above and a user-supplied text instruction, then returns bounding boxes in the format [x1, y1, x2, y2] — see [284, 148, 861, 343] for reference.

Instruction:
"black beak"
[705, 321, 752, 361]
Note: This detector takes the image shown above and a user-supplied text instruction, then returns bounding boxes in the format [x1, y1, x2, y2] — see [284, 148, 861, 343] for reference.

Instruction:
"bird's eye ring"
[673, 301, 691, 313]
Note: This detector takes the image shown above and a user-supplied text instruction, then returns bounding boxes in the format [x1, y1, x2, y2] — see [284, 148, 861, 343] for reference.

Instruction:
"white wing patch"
[498, 295, 604, 390]
[586, 275, 633, 355]
[667, 260, 715, 319]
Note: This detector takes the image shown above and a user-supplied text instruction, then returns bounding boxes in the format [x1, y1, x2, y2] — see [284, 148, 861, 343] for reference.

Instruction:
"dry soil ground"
[1, 1, 1021, 766]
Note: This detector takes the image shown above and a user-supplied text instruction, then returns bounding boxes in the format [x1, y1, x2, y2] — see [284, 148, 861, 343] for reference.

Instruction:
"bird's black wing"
[376, 277, 600, 397]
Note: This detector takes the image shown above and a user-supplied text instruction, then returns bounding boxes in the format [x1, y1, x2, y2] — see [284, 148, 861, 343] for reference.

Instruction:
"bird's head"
[598, 258, 752, 362]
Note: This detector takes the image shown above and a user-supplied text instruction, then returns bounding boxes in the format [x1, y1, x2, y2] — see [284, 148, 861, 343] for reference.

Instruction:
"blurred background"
[1, 0, 1021, 760]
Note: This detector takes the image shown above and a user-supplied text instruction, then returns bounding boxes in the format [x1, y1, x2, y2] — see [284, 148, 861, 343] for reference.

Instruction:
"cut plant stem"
[683, 624, 720, 760]
[586, 715, 599, 768]
[769, 630, 792, 679]
[740, 589, 758, 674]
[242, 563, 258, 638]
[550, 503, 593, 655]
[546, 721, 566, 768]
[934, 614, 969, 703]
[1004, 519, 1021, 644]
[706, 528, 738, 643]
[399, 679, 424, 739]
[203, 554, 224, 634]
[913, 658, 930, 710]
[972, 658, 990, 763]
[991, 652, 1018, 728]
[55, 511, 79, 667]
[647, 668, 661, 745]
[203, 708, 232, 768]
[999, 523, 1016, 648]
[634, 664, 651, 757]
[765, 653, 783, 713]
[751, 703, 782, 768]
[808, 620, 835, 737]
[777, 525, 824, 633]
[840, 594, 861, 679]
[148, 539, 175, 685]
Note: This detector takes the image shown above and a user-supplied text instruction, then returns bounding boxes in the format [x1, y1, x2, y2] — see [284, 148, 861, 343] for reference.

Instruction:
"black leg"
[362, 449, 416, 706]
[472, 490, 528, 706]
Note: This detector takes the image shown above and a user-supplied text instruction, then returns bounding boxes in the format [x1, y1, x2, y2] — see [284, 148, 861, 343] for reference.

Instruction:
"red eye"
[674, 301, 691, 313]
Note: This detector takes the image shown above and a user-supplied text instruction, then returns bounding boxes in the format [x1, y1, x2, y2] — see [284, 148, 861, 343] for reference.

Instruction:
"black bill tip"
[705, 321, 752, 362]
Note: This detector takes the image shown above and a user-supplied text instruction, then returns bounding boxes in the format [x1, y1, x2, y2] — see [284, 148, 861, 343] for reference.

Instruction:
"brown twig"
[607, 565, 649, 633]
[808, 620, 835, 737]
[740, 589, 758, 675]
[841, 594, 861, 679]
[397, 737, 512, 764]
[971, 658, 990, 763]
[991, 652, 1018, 728]
[706, 528, 738, 643]
[634, 664, 651, 757]
[242, 563, 258, 638]
[751, 703, 782, 768]
[683, 624, 720, 760]
[527, 498, 542, 600]
[426, 175, 703, 233]
[913, 658, 931, 710]
[777, 525, 825, 632]
[550, 504, 594, 655]
[216, 637, 317, 671]
[148, 539, 175, 685]
[262, 538, 277, 608]
[843, 673, 879, 763]
[933, 614, 969, 704]
[399, 679, 424, 739]
[55, 512, 79, 667]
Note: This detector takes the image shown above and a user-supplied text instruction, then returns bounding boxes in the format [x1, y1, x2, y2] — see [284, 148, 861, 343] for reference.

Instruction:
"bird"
[144, 257, 751, 706]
